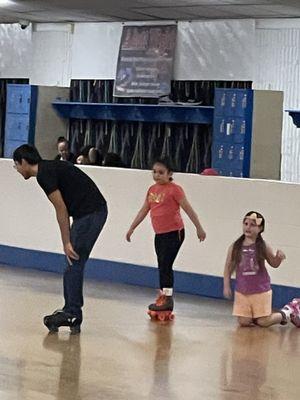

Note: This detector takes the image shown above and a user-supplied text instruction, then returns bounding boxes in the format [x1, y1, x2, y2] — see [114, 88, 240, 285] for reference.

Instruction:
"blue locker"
[214, 116, 240, 143]
[212, 88, 253, 178]
[211, 143, 230, 169]
[217, 167, 228, 177]
[232, 144, 245, 170]
[214, 117, 226, 142]
[214, 91, 227, 116]
[232, 118, 246, 144]
[4, 84, 38, 158]
[223, 89, 251, 117]
[236, 90, 251, 117]
[227, 169, 244, 178]
[5, 114, 30, 141]
[6, 85, 31, 114]
[225, 91, 238, 116]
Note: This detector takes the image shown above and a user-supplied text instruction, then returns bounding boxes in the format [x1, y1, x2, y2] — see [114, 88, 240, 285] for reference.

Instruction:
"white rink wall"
[0, 158, 300, 288]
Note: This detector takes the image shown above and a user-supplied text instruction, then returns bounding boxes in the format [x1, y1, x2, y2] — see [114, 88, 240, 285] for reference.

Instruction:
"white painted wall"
[1, 18, 300, 182]
[0, 158, 299, 289]
[0, 23, 32, 78]
[70, 20, 255, 81]
[0, 19, 255, 82]
[174, 20, 255, 80]
[254, 19, 300, 183]
[71, 22, 122, 80]
[30, 23, 73, 87]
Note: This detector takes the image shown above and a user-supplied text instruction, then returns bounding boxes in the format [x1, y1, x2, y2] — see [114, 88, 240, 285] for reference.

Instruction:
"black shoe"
[43, 310, 81, 333]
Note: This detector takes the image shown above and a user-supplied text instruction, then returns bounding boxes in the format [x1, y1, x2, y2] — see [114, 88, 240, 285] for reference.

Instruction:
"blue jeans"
[63, 206, 108, 322]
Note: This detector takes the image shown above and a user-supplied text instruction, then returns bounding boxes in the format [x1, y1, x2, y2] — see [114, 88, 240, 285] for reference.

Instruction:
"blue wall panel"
[0, 244, 299, 309]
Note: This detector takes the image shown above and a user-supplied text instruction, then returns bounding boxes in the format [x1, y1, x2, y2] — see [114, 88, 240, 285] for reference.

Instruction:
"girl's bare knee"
[239, 322, 253, 327]
[255, 318, 267, 327]
[255, 316, 274, 327]
[238, 317, 253, 327]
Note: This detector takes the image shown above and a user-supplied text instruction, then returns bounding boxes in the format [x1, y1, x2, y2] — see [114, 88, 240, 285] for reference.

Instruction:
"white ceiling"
[1, 0, 300, 23]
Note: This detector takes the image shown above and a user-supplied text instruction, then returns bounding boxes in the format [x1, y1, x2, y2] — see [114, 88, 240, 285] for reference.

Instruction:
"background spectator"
[102, 152, 125, 168]
[200, 168, 219, 176]
[76, 145, 103, 166]
[55, 137, 76, 163]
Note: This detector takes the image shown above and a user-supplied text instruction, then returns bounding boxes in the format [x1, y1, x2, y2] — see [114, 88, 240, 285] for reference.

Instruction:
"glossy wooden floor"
[0, 265, 299, 400]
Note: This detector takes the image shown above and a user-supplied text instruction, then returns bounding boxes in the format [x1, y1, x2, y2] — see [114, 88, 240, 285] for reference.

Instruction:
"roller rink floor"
[0, 265, 299, 400]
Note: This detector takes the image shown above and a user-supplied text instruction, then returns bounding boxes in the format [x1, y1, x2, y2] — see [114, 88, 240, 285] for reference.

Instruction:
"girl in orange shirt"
[126, 159, 206, 318]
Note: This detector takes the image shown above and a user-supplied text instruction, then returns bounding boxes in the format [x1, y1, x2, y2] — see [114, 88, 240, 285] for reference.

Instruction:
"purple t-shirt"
[235, 243, 271, 294]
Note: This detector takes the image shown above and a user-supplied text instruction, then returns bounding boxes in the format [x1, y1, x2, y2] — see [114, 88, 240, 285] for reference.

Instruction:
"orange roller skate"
[147, 291, 175, 322]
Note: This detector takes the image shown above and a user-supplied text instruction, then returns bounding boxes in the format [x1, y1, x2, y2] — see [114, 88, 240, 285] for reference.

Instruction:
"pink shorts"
[233, 290, 272, 319]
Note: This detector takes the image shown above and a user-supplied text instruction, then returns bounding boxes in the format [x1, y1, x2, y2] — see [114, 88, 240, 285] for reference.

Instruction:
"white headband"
[246, 212, 263, 226]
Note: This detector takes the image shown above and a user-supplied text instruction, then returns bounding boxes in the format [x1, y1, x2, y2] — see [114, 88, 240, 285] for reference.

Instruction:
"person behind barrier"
[54, 136, 76, 163]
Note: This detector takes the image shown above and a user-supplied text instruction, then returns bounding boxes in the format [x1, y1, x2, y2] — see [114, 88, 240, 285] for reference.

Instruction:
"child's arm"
[223, 244, 233, 299]
[126, 200, 150, 242]
[265, 243, 286, 268]
[179, 196, 206, 241]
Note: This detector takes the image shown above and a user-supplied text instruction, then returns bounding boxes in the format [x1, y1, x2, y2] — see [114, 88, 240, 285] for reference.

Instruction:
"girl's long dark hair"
[230, 211, 267, 274]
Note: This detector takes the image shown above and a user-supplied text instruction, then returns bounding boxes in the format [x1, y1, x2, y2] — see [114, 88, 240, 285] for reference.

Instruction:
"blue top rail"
[52, 101, 214, 124]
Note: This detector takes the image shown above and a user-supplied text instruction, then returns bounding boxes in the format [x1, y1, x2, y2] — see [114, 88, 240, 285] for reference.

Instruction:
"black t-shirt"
[37, 160, 106, 219]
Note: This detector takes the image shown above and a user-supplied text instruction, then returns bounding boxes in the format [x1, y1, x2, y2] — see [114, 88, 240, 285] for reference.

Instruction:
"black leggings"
[154, 229, 185, 289]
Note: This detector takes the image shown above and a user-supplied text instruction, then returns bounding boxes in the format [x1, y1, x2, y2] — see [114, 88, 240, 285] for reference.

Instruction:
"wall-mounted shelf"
[286, 109, 300, 127]
[52, 101, 214, 124]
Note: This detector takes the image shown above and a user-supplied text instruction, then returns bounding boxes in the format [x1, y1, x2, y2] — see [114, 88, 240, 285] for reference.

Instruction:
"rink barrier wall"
[0, 244, 299, 308]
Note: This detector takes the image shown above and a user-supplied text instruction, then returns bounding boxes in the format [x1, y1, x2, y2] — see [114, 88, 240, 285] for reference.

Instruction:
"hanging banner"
[114, 25, 177, 98]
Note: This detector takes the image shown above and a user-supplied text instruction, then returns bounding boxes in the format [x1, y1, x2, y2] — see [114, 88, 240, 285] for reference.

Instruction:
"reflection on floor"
[0, 265, 299, 400]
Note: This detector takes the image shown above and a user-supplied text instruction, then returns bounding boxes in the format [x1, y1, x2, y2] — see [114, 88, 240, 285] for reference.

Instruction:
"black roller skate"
[147, 291, 174, 322]
[43, 309, 81, 334]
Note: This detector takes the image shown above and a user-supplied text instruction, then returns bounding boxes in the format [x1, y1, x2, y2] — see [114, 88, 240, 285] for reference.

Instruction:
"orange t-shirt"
[147, 182, 185, 234]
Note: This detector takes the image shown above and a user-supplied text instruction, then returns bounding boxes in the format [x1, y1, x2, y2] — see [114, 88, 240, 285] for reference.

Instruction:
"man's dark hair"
[13, 144, 42, 165]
